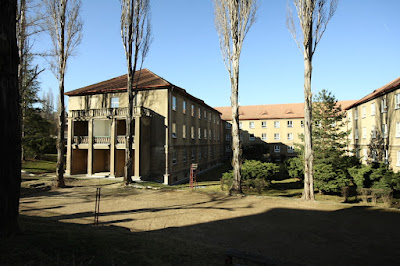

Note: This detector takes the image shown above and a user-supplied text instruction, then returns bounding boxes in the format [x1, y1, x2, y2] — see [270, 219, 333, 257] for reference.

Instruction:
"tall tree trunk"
[18, 0, 26, 161]
[303, 31, 314, 201]
[56, 0, 66, 188]
[0, 0, 21, 237]
[125, 68, 134, 185]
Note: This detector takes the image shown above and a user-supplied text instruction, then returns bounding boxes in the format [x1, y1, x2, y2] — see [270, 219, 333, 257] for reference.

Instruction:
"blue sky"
[34, 0, 400, 109]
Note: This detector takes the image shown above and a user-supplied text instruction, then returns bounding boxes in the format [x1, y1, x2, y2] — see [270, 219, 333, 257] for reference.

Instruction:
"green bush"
[221, 160, 279, 192]
[285, 157, 304, 180]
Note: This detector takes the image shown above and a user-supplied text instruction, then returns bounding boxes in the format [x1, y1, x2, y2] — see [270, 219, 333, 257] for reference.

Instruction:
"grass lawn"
[22, 159, 57, 174]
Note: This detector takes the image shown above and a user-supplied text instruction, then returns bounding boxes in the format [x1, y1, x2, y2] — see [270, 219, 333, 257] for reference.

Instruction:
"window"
[384, 149, 389, 164]
[226, 122, 231, 129]
[111, 97, 119, 108]
[217, 117, 220, 125]
[397, 151, 400, 166]
[261, 133, 267, 140]
[172, 96, 177, 111]
[287, 145, 294, 153]
[371, 126, 376, 139]
[362, 106, 366, 118]
[362, 127, 367, 139]
[226, 145, 231, 152]
[287, 133, 293, 140]
[396, 122, 400, 138]
[191, 126, 195, 139]
[183, 101, 187, 114]
[191, 149, 195, 161]
[274, 145, 280, 153]
[372, 150, 377, 162]
[213, 114, 216, 123]
[261, 121, 267, 128]
[249, 134, 255, 141]
[209, 129, 211, 140]
[249, 121, 255, 128]
[396, 94, 400, 109]
[382, 124, 388, 138]
[191, 104, 195, 116]
[355, 129, 359, 139]
[363, 148, 367, 161]
[240, 132, 243, 140]
[182, 125, 186, 139]
[371, 103, 375, 116]
[239, 121, 243, 129]
[172, 150, 177, 164]
[315, 120, 321, 127]
[204, 128, 207, 139]
[382, 98, 387, 112]
[214, 130, 216, 140]
[183, 150, 187, 162]
[172, 123, 177, 138]
[355, 109, 358, 120]
[287, 120, 293, 128]
[204, 110, 207, 119]
[198, 128, 201, 139]
[198, 107, 201, 119]
[274, 121, 280, 128]
[226, 133, 231, 141]
[198, 149, 202, 159]
[348, 111, 352, 121]
[301, 120, 304, 128]
[274, 133, 280, 140]
[209, 112, 211, 122]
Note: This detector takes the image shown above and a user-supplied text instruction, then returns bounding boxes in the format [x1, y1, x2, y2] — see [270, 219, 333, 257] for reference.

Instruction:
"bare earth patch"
[18, 177, 400, 265]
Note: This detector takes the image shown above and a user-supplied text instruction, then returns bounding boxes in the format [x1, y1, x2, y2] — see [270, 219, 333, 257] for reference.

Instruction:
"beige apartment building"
[345, 76, 400, 171]
[215, 101, 355, 162]
[65, 69, 223, 184]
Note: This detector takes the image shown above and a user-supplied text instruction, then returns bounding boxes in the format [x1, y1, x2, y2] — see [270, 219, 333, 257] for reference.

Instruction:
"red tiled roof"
[65, 69, 220, 113]
[215, 100, 356, 121]
[345, 76, 400, 110]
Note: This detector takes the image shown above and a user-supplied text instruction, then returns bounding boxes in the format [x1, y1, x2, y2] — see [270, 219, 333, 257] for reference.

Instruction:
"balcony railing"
[117, 136, 126, 144]
[94, 136, 110, 144]
[73, 136, 88, 144]
[70, 106, 151, 119]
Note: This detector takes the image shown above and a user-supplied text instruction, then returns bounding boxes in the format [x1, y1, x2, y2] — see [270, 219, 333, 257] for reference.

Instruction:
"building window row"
[172, 96, 220, 124]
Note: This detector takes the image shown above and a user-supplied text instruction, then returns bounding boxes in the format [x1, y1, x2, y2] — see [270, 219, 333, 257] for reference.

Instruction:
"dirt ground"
[19, 177, 400, 265]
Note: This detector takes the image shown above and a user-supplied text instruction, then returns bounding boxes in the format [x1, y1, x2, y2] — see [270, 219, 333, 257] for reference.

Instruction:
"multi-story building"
[215, 101, 355, 162]
[345, 76, 400, 171]
[65, 69, 223, 184]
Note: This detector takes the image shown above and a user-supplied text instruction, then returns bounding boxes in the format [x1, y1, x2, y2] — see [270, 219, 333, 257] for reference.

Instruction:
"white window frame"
[396, 122, 400, 138]
[198, 128, 201, 139]
[382, 124, 388, 138]
[362, 106, 366, 118]
[363, 148, 367, 161]
[204, 128, 207, 139]
[274, 133, 280, 140]
[249, 121, 255, 129]
[372, 126, 377, 139]
[261, 121, 267, 128]
[191, 126, 195, 139]
[110, 97, 119, 108]
[274, 145, 280, 153]
[397, 151, 400, 166]
[355, 109, 358, 120]
[172, 150, 177, 164]
[287, 120, 293, 128]
[301, 120, 304, 128]
[287, 133, 293, 140]
[261, 133, 267, 140]
[287, 145, 294, 153]
[355, 128, 359, 140]
[274, 121, 280, 128]
[382, 98, 387, 112]
[226, 122, 231, 129]
[198, 107, 201, 119]
[362, 127, 367, 139]
[239, 121, 243, 129]
[396, 94, 400, 109]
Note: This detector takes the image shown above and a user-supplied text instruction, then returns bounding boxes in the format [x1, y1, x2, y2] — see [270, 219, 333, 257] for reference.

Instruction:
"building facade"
[215, 101, 355, 162]
[345, 76, 400, 171]
[65, 69, 223, 184]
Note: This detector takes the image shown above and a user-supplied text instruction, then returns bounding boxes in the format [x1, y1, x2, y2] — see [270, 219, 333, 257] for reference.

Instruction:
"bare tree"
[213, 0, 258, 194]
[0, 0, 21, 237]
[17, 0, 44, 161]
[44, 0, 83, 188]
[120, 0, 152, 185]
[286, 0, 338, 200]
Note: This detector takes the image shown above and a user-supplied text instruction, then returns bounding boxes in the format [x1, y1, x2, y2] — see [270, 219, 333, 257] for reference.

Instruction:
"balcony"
[70, 107, 152, 119]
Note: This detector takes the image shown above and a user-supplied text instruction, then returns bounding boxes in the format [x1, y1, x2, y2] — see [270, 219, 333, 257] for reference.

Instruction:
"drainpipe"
[164, 86, 174, 184]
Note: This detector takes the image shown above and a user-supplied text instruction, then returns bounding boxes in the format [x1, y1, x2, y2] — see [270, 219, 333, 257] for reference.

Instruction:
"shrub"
[221, 160, 279, 192]
[285, 157, 304, 180]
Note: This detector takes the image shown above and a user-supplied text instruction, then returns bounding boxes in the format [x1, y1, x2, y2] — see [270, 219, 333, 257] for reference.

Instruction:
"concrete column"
[110, 118, 116, 177]
[134, 116, 140, 178]
[87, 118, 93, 176]
[66, 117, 73, 175]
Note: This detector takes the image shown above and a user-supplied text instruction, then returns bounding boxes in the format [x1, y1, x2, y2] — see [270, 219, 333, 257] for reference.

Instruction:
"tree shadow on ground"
[14, 192, 400, 265]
